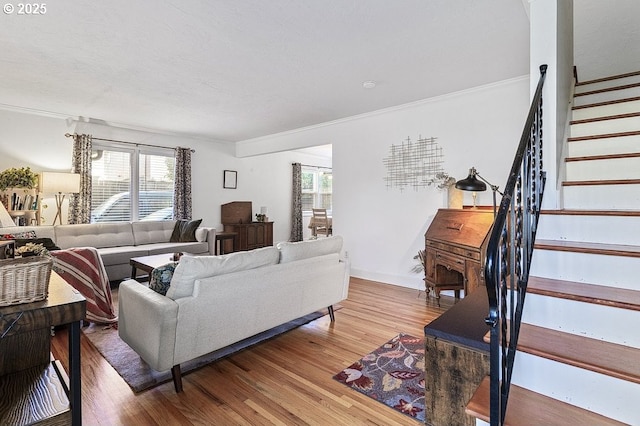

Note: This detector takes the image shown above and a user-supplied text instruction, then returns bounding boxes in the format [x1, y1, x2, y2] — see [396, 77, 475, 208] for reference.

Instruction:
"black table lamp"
[455, 167, 503, 217]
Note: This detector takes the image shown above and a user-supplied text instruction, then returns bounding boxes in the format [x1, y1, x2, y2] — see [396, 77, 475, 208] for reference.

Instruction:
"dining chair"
[312, 208, 332, 237]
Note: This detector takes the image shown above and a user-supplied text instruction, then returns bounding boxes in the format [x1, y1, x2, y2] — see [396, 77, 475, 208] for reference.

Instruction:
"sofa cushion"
[97, 246, 150, 267]
[149, 262, 178, 296]
[132, 220, 176, 245]
[55, 223, 134, 249]
[170, 219, 202, 243]
[145, 241, 209, 255]
[166, 246, 280, 299]
[277, 235, 343, 263]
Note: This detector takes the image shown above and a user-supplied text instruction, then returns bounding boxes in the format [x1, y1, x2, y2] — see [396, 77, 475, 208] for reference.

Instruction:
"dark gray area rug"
[83, 288, 333, 393]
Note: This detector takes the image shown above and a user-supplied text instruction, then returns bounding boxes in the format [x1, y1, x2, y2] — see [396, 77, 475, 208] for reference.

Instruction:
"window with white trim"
[301, 167, 332, 213]
[90, 143, 175, 222]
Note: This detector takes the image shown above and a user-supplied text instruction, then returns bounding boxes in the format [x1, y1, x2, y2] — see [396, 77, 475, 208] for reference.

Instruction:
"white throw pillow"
[277, 235, 343, 263]
[166, 246, 280, 299]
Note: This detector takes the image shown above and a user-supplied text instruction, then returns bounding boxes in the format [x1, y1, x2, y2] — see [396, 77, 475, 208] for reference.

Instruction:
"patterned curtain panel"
[290, 163, 303, 242]
[68, 134, 92, 224]
[173, 147, 192, 220]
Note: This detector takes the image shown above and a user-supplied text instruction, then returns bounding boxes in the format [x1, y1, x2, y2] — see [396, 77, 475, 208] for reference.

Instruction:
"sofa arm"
[197, 227, 216, 255]
[118, 279, 179, 372]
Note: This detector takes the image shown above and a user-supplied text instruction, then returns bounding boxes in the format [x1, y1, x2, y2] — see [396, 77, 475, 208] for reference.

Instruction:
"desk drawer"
[435, 251, 466, 274]
[427, 240, 480, 261]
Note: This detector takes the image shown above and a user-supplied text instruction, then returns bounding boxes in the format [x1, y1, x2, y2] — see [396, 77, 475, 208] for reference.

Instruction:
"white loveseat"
[118, 235, 349, 392]
[0, 220, 215, 281]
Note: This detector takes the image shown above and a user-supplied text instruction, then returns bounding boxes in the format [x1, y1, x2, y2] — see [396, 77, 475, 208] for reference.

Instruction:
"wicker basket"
[0, 256, 52, 306]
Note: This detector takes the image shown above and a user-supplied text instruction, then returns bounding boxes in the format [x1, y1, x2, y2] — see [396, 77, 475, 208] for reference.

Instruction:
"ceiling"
[1, 0, 531, 143]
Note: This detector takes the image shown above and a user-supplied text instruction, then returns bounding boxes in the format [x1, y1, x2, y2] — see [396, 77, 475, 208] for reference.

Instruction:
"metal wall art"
[383, 136, 445, 191]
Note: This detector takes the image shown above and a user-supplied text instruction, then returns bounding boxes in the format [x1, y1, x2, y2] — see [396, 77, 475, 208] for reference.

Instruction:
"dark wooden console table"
[0, 272, 86, 425]
[424, 289, 490, 426]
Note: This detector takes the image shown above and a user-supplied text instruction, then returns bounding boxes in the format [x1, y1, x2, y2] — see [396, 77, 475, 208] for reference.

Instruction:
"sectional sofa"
[0, 220, 216, 281]
[118, 235, 349, 392]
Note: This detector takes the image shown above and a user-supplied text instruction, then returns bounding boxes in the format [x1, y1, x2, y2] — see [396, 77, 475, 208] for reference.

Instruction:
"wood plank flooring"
[51, 277, 454, 425]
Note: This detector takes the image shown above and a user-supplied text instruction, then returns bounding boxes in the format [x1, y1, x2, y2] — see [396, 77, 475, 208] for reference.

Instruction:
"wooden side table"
[0, 272, 86, 425]
[215, 231, 238, 255]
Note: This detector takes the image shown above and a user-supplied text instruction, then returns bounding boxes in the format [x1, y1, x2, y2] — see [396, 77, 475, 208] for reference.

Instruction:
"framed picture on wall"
[223, 170, 237, 189]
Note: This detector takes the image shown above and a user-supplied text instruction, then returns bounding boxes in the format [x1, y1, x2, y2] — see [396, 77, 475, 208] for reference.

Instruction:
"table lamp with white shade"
[40, 172, 81, 225]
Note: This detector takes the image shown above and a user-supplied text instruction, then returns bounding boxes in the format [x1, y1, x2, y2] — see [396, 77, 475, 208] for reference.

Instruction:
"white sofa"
[118, 235, 349, 392]
[0, 221, 216, 281]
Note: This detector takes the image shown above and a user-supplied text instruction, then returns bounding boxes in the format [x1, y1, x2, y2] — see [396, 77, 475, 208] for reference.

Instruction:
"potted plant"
[0, 167, 39, 211]
[0, 167, 38, 191]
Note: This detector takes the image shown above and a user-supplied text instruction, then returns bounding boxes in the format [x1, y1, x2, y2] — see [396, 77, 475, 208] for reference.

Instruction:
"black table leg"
[69, 320, 82, 425]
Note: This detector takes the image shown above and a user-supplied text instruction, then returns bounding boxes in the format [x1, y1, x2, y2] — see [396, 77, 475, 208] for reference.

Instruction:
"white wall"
[0, 109, 326, 242]
[0, 77, 529, 290]
[237, 77, 531, 289]
[530, 0, 574, 210]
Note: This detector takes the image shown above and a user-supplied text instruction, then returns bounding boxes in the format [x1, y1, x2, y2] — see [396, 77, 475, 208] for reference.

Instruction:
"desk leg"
[69, 320, 82, 426]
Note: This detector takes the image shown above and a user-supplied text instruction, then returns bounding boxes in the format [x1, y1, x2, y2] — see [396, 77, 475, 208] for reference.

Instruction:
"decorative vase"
[447, 187, 463, 209]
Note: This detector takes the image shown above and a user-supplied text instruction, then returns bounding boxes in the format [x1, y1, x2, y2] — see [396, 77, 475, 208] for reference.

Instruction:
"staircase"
[467, 71, 640, 425]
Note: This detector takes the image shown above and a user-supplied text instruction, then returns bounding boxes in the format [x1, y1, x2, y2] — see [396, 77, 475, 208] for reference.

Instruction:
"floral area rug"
[333, 333, 426, 422]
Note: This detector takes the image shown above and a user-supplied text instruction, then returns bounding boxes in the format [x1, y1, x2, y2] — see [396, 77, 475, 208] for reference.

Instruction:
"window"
[90, 143, 175, 222]
[301, 167, 332, 213]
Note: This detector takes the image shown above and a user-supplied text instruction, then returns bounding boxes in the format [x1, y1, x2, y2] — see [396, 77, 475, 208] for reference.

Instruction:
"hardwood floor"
[51, 277, 454, 425]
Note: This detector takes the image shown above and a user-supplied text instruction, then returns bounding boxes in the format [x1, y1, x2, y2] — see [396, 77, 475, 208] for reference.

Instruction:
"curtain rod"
[295, 163, 332, 170]
[65, 133, 195, 153]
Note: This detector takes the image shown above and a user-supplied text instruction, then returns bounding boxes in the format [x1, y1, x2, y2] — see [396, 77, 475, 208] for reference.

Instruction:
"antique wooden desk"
[0, 272, 86, 425]
[424, 209, 493, 299]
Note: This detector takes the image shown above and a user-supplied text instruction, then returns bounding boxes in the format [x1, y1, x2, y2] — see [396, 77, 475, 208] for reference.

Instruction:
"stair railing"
[485, 64, 548, 426]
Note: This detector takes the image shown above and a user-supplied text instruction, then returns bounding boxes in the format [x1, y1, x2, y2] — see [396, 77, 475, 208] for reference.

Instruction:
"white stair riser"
[537, 214, 640, 245]
[570, 116, 640, 138]
[565, 157, 640, 180]
[567, 135, 640, 157]
[574, 86, 640, 107]
[572, 99, 640, 121]
[511, 351, 640, 425]
[522, 293, 640, 347]
[530, 249, 640, 291]
[563, 184, 640, 209]
[574, 75, 640, 94]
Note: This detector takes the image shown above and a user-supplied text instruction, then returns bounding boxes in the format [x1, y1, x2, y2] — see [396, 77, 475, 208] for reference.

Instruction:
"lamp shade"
[0, 201, 14, 227]
[40, 172, 81, 194]
[455, 168, 487, 192]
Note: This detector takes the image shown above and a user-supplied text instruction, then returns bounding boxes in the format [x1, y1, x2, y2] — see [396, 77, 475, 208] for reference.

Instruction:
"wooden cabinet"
[223, 222, 273, 251]
[424, 209, 493, 299]
[221, 201, 273, 251]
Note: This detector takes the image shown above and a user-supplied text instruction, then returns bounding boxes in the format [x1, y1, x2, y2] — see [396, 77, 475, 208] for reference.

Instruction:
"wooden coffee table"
[129, 253, 177, 280]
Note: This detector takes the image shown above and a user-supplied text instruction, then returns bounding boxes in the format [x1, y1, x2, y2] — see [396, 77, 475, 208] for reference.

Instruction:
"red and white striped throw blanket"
[51, 247, 118, 325]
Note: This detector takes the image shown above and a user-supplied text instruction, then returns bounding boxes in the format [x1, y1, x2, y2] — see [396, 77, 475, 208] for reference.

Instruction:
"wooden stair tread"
[528, 276, 640, 311]
[573, 96, 640, 110]
[574, 82, 640, 97]
[466, 376, 627, 426]
[562, 178, 640, 186]
[534, 239, 640, 257]
[576, 70, 640, 87]
[568, 130, 640, 141]
[518, 323, 640, 384]
[565, 152, 640, 162]
[570, 111, 640, 125]
[540, 209, 640, 216]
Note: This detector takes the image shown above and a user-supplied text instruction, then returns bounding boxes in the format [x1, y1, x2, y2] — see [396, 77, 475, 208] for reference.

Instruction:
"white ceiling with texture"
[1, 1, 532, 142]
